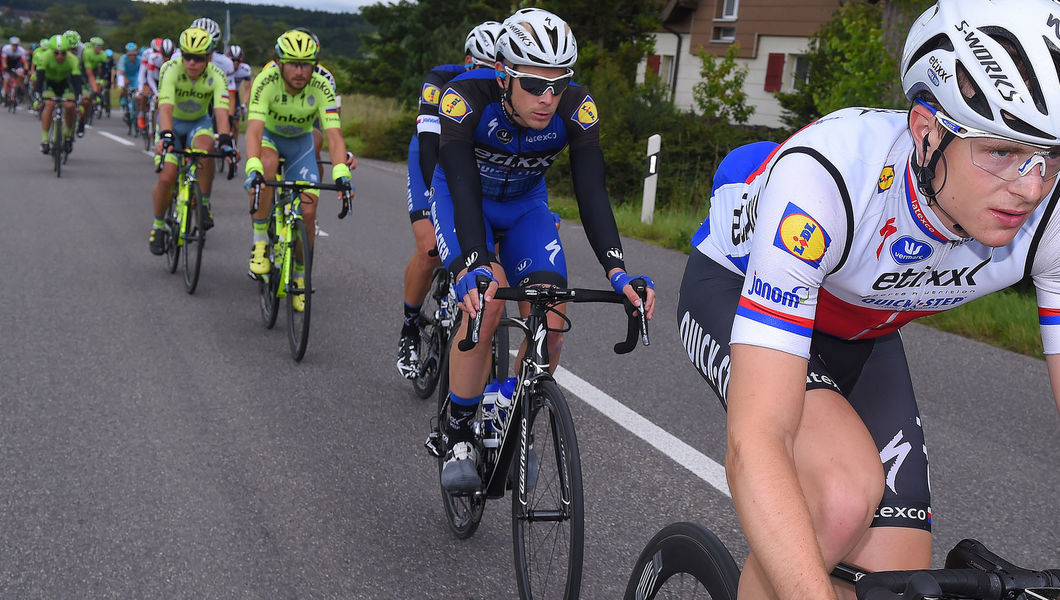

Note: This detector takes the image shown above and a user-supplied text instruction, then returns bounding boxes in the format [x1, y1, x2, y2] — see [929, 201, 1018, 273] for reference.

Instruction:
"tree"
[110, 2, 194, 49]
[693, 43, 752, 124]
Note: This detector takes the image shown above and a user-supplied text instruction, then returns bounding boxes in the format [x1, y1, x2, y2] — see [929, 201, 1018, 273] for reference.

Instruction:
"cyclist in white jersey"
[678, 2, 1060, 598]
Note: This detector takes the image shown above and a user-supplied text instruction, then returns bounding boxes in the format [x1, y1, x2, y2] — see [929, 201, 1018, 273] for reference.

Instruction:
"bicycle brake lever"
[633, 281, 650, 347]
[337, 191, 351, 219]
[457, 276, 492, 351]
[251, 184, 260, 214]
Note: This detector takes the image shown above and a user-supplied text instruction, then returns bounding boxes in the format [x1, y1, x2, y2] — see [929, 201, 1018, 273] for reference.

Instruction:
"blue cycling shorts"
[430, 171, 567, 287]
[406, 135, 431, 223]
[263, 129, 320, 198]
[163, 113, 214, 166]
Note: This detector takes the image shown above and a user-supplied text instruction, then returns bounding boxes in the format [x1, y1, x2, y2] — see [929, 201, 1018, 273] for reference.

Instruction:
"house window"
[647, 54, 661, 76]
[720, 0, 739, 19]
[764, 53, 785, 92]
[791, 54, 810, 90]
[712, 26, 736, 42]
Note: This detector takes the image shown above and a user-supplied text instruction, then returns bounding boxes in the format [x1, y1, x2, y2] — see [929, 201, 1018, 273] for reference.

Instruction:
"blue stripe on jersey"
[735, 303, 813, 338]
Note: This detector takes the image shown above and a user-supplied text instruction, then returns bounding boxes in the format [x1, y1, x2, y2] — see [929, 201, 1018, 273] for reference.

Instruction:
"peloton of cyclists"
[35, 34, 95, 155]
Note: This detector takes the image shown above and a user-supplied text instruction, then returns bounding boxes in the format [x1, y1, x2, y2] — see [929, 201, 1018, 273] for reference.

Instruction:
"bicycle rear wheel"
[412, 268, 449, 399]
[181, 181, 205, 293]
[286, 218, 312, 361]
[258, 218, 281, 328]
[164, 187, 181, 273]
[51, 110, 62, 178]
[623, 522, 740, 600]
[512, 379, 584, 600]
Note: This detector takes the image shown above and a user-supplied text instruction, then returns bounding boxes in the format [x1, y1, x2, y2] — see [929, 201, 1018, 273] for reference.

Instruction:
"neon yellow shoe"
[292, 276, 306, 312]
[248, 241, 270, 275]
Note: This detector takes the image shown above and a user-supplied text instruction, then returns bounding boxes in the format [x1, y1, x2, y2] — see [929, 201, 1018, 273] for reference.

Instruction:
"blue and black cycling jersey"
[408, 63, 465, 221]
[436, 68, 625, 275]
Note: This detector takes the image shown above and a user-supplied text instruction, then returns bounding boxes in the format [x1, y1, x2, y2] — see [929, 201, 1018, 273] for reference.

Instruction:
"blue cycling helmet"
[125, 41, 137, 52]
[105, 48, 113, 58]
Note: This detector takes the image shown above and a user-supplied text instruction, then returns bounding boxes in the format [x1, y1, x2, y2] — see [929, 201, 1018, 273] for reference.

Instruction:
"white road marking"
[98, 130, 135, 146]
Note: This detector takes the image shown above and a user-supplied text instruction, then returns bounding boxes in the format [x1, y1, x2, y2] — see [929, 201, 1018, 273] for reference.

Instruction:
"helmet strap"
[913, 131, 967, 235]
[500, 75, 522, 126]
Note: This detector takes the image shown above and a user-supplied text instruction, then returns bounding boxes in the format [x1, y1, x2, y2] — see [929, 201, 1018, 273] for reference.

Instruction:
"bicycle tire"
[435, 334, 487, 538]
[143, 114, 153, 151]
[181, 180, 205, 294]
[622, 522, 740, 600]
[164, 186, 181, 274]
[259, 218, 281, 329]
[286, 218, 312, 361]
[412, 268, 449, 399]
[512, 379, 584, 600]
[51, 110, 62, 178]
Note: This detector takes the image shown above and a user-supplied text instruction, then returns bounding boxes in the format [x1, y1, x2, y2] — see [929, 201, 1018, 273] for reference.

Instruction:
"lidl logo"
[877, 165, 895, 193]
[440, 90, 471, 122]
[573, 95, 598, 130]
[773, 203, 830, 268]
[421, 83, 441, 106]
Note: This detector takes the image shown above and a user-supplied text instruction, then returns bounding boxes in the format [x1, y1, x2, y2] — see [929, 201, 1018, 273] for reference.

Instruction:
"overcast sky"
[135, 0, 385, 13]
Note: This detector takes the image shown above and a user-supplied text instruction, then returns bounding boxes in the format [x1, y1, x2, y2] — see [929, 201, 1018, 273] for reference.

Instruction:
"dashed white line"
[97, 130, 135, 146]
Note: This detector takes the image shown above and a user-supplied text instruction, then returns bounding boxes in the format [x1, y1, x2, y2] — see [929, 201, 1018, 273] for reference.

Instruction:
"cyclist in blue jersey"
[432, 8, 656, 492]
[396, 20, 504, 379]
[116, 41, 140, 123]
[677, 1, 1060, 598]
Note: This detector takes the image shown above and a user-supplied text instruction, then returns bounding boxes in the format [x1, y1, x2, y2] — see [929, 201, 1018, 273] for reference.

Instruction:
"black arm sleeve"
[570, 146, 626, 274]
[440, 140, 491, 271]
[70, 74, 82, 91]
[417, 131, 440, 190]
[35, 68, 44, 96]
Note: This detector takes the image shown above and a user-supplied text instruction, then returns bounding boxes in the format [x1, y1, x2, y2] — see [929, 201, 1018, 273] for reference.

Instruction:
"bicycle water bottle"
[481, 379, 501, 448]
[495, 377, 516, 433]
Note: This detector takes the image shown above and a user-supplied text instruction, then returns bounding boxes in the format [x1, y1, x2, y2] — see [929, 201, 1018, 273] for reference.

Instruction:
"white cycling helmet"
[497, 8, 577, 69]
[9, 36, 19, 45]
[901, 0, 1060, 147]
[464, 21, 503, 67]
[190, 17, 223, 46]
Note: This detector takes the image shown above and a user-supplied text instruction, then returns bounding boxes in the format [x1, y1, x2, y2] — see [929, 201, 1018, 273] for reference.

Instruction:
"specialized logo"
[889, 236, 932, 265]
[880, 430, 912, 495]
[440, 89, 471, 122]
[877, 165, 895, 192]
[876, 217, 898, 259]
[545, 239, 561, 264]
[772, 203, 830, 268]
[746, 272, 808, 309]
[421, 82, 441, 106]
[516, 258, 532, 273]
[573, 95, 598, 130]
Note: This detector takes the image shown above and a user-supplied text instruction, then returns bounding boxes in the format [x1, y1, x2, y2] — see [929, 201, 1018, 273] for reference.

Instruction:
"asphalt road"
[0, 106, 1057, 599]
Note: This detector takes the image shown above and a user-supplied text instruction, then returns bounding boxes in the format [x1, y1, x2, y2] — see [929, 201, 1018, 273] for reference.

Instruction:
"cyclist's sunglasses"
[505, 67, 573, 97]
[182, 54, 208, 64]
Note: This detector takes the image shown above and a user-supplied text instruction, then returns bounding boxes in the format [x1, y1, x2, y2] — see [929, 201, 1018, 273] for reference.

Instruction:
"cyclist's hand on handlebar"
[344, 151, 358, 170]
[454, 266, 497, 318]
[159, 129, 175, 150]
[610, 271, 656, 320]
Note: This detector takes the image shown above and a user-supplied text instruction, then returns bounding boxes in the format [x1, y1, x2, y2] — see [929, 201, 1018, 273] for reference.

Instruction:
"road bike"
[425, 278, 650, 599]
[157, 146, 236, 294]
[251, 177, 353, 361]
[623, 522, 1060, 599]
[141, 94, 156, 151]
[46, 98, 71, 178]
[409, 261, 457, 399]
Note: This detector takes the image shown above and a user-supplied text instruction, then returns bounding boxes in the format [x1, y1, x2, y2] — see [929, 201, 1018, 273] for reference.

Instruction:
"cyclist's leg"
[248, 134, 281, 276]
[40, 86, 57, 150]
[187, 117, 216, 215]
[399, 135, 441, 376]
[272, 130, 319, 247]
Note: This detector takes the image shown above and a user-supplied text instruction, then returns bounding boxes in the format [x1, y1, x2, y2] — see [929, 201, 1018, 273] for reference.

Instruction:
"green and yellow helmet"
[89, 36, 104, 48]
[179, 27, 214, 55]
[50, 34, 68, 53]
[62, 30, 80, 48]
[274, 29, 318, 63]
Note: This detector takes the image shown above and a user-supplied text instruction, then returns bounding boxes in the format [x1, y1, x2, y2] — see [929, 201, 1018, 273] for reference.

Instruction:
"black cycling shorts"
[677, 250, 932, 531]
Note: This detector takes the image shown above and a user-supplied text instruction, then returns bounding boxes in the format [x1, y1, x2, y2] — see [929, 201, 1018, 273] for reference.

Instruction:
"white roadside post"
[641, 134, 661, 225]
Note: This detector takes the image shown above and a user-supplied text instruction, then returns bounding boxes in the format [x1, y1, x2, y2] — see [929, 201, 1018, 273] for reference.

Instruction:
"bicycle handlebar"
[249, 178, 353, 218]
[457, 278, 650, 354]
[155, 146, 236, 180]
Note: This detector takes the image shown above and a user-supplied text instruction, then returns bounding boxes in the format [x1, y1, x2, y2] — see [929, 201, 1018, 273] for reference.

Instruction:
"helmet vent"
[955, 61, 994, 121]
[980, 26, 1046, 114]
[1001, 109, 1053, 140]
[904, 34, 953, 79]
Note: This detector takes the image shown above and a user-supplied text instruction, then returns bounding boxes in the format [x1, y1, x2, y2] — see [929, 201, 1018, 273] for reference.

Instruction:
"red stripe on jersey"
[814, 287, 944, 339]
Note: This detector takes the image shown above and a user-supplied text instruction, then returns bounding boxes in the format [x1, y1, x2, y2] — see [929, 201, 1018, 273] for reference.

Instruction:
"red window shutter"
[764, 53, 785, 92]
[646, 54, 661, 76]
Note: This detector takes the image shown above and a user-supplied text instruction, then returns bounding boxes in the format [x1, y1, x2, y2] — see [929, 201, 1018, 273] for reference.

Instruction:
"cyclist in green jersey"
[78, 36, 106, 136]
[243, 29, 353, 310]
[149, 27, 236, 255]
[35, 34, 94, 154]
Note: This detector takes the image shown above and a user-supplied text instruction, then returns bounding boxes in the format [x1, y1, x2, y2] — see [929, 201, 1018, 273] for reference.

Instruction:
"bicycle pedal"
[424, 430, 445, 458]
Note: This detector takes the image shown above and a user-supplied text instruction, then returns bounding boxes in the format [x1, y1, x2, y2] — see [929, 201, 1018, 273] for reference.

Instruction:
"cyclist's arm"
[727, 343, 839, 600]
[1046, 354, 1060, 416]
[244, 118, 264, 165]
[440, 139, 488, 268]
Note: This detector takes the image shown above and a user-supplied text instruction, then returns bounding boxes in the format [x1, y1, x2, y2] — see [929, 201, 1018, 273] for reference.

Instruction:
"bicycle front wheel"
[512, 379, 584, 600]
[51, 112, 62, 178]
[181, 181, 205, 293]
[259, 218, 280, 329]
[412, 268, 449, 399]
[286, 218, 312, 361]
[623, 522, 740, 600]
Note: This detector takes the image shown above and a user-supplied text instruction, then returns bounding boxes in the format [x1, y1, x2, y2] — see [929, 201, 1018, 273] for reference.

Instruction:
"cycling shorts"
[163, 114, 214, 166]
[42, 78, 75, 101]
[677, 251, 932, 532]
[406, 135, 431, 223]
[263, 129, 320, 199]
[430, 172, 567, 288]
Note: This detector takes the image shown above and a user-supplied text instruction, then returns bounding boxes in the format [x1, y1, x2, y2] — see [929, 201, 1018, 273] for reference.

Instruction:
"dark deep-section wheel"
[258, 219, 280, 329]
[51, 111, 62, 177]
[286, 217, 313, 361]
[436, 321, 486, 539]
[181, 181, 205, 294]
[412, 268, 449, 399]
[164, 188, 181, 274]
[512, 379, 584, 600]
[623, 522, 741, 600]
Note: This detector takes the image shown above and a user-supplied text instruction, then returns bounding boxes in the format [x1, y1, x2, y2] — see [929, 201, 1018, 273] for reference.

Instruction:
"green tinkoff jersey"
[38, 51, 82, 82]
[157, 59, 229, 121]
[81, 47, 106, 71]
[247, 69, 340, 137]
